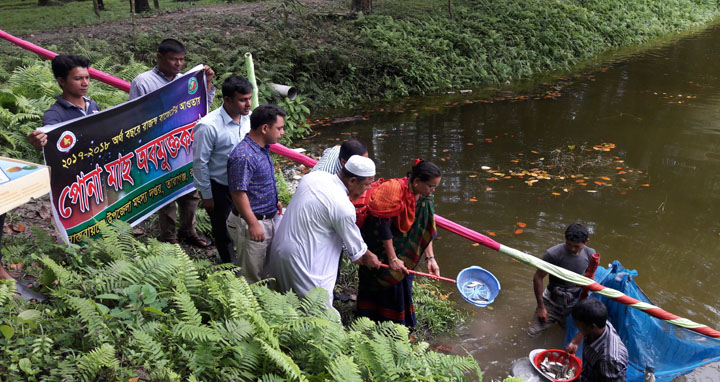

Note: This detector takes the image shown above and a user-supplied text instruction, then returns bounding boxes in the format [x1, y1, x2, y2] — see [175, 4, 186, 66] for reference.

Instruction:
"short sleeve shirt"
[227, 135, 278, 215]
[542, 243, 595, 289]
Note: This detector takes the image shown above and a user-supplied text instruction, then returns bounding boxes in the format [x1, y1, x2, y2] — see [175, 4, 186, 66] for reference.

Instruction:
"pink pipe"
[269, 143, 318, 167]
[435, 215, 501, 251]
[0, 29, 131, 93]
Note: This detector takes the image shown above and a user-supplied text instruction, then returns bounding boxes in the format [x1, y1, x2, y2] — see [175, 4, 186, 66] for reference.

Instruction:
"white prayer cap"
[344, 155, 376, 177]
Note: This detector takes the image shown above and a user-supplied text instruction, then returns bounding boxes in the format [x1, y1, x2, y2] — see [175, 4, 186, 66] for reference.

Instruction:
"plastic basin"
[533, 349, 582, 382]
[456, 266, 500, 307]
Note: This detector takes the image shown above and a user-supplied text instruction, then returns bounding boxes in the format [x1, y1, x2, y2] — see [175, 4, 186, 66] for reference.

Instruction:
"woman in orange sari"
[356, 160, 442, 327]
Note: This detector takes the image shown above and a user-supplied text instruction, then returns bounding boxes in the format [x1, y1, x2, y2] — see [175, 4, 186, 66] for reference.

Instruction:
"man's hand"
[358, 251, 381, 269]
[389, 258, 409, 275]
[427, 258, 440, 277]
[202, 198, 214, 212]
[27, 130, 47, 149]
[536, 305, 549, 323]
[565, 342, 579, 355]
[277, 201, 283, 214]
[248, 222, 265, 242]
[204, 65, 215, 89]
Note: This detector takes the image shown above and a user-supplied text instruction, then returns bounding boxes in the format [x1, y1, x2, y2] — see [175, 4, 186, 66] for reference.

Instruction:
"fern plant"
[0, 222, 484, 381]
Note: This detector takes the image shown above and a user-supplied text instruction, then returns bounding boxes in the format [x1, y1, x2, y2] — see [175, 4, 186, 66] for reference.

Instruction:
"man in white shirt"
[193, 76, 252, 263]
[266, 155, 382, 308]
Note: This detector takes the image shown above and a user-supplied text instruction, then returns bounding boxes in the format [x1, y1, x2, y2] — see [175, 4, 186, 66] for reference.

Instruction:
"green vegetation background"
[1, 0, 720, 380]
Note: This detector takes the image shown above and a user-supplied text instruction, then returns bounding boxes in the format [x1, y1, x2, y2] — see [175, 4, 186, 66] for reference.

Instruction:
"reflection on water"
[302, 24, 720, 380]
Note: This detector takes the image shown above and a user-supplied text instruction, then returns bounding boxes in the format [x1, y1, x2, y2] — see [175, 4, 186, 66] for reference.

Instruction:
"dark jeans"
[210, 180, 234, 263]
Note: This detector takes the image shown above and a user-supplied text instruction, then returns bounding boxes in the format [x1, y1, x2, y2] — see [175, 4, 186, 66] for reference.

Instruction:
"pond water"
[299, 23, 720, 380]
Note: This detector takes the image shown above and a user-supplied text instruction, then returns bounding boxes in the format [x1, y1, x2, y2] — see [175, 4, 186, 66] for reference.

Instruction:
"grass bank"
[2, 1, 719, 111]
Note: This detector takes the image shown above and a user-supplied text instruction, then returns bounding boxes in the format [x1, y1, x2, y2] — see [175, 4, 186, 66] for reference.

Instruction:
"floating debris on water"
[462, 280, 491, 302]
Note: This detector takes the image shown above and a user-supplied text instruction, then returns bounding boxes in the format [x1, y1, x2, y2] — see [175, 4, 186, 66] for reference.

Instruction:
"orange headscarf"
[365, 177, 415, 233]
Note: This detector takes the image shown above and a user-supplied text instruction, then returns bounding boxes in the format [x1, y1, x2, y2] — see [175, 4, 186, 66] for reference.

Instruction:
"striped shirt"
[311, 145, 342, 174]
[581, 322, 629, 382]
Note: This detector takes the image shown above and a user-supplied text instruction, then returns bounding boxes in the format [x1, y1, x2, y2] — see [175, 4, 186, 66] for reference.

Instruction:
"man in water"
[565, 298, 629, 381]
[528, 223, 596, 337]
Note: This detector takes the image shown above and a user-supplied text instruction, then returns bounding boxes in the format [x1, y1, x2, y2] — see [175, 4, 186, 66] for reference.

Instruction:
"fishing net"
[564, 261, 720, 381]
[456, 266, 501, 307]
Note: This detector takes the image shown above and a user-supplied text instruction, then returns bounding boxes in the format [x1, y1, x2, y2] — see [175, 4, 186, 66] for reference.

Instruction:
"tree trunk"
[447, 0, 454, 19]
[97, 0, 104, 10]
[130, 0, 150, 13]
[351, 0, 371, 14]
[153, 0, 158, 9]
[37, 0, 50, 6]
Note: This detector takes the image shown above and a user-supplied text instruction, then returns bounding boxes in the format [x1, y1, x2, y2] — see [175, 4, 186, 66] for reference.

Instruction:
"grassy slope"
[2, 0, 719, 110]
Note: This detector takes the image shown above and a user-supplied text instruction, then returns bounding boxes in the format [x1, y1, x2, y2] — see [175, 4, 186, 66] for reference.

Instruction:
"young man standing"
[528, 223, 596, 337]
[566, 298, 629, 381]
[226, 104, 285, 283]
[193, 76, 253, 263]
[130, 38, 215, 247]
[27, 54, 101, 148]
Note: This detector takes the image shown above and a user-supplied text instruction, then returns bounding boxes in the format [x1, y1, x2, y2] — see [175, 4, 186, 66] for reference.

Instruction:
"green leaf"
[18, 358, 38, 375]
[95, 293, 121, 300]
[141, 284, 157, 304]
[143, 306, 165, 316]
[94, 302, 110, 315]
[17, 309, 42, 322]
[0, 324, 14, 340]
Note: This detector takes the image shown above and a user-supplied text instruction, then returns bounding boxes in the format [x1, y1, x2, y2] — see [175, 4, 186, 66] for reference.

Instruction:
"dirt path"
[25, 0, 347, 47]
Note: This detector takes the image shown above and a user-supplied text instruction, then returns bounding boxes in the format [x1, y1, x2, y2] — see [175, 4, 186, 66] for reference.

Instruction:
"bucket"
[456, 266, 500, 307]
[533, 349, 582, 382]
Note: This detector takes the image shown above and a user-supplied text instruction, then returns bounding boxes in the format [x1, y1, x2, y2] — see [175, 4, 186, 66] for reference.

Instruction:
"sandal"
[180, 235, 211, 248]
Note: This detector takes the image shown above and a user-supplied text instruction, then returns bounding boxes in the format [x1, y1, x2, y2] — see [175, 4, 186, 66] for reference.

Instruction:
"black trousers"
[210, 180, 234, 263]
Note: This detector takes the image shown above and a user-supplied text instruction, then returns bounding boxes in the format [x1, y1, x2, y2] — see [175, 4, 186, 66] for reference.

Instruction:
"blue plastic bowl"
[456, 266, 501, 308]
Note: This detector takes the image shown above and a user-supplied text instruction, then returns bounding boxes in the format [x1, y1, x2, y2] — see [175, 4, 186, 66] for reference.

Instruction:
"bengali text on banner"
[43, 66, 208, 244]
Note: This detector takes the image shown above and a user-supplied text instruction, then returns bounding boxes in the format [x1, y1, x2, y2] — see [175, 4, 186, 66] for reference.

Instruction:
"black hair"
[571, 298, 608, 329]
[409, 160, 441, 183]
[250, 104, 287, 130]
[221, 76, 253, 99]
[51, 54, 91, 80]
[340, 166, 369, 182]
[339, 139, 368, 162]
[565, 223, 589, 243]
[157, 38, 186, 54]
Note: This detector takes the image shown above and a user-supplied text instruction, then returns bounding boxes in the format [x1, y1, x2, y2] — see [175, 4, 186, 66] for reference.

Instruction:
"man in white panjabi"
[266, 155, 382, 308]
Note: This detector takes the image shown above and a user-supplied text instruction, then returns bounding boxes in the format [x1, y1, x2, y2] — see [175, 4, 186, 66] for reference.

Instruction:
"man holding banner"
[193, 76, 253, 263]
[130, 38, 215, 247]
[27, 54, 101, 149]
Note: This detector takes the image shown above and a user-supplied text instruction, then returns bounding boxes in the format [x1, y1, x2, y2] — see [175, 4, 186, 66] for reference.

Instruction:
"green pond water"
[300, 23, 720, 380]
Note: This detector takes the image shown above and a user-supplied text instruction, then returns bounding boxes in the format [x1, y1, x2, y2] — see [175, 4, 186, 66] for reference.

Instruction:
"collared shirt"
[227, 135, 277, 215]
[129, 66, 215, 106]
[311, 145, 342, 174]
[581, 322, 629, 382]
[43, 95, 100, 126]
[266, 171, 368, 306]
[193, 105, 251, 199]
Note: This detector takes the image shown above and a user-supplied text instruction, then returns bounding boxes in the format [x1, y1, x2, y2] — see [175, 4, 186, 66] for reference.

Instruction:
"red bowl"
[533, 349, 582, 382]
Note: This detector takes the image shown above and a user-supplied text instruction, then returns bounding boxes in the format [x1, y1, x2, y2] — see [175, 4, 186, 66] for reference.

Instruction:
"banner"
[43, 66, 208, 244]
